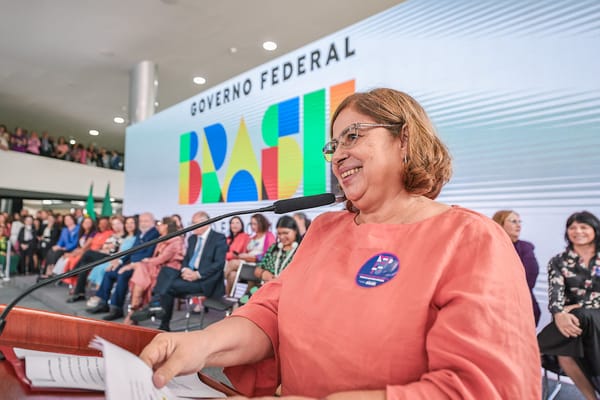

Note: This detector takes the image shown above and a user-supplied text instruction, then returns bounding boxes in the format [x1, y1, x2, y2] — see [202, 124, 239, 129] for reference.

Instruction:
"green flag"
[102, 183, 113, 217]
[86, 183, 96, 220]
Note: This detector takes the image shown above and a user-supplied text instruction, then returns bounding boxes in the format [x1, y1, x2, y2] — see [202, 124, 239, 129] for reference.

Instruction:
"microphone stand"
[0, 204, 274, 335]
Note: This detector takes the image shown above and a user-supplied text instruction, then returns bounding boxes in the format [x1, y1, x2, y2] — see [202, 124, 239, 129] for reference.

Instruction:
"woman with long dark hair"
[225, 216, 250, 261]
[538, 211, 600, 399]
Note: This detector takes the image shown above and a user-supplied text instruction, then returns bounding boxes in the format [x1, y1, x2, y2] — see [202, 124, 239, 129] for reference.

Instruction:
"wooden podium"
[0, 305, 237, 398]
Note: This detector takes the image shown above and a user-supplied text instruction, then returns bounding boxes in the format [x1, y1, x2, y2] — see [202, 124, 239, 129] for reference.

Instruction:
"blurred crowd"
[0, 124, 124, 170]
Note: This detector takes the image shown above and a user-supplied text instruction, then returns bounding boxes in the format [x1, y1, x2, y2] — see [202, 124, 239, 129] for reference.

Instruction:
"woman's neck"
[573, 243, 596, 263]
[355, 194, 433, 225]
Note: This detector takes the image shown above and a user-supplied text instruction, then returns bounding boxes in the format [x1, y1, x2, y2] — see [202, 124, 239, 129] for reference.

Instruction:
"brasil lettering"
[179, 79, 355, 204]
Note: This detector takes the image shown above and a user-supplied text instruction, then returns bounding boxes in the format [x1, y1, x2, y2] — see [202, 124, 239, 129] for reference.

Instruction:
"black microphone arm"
[0, 193, 336, 335]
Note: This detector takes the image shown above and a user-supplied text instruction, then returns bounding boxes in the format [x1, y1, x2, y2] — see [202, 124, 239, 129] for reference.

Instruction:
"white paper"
[169, 374, 226, 399]
[90, 336, 182, 400]
[24, 354, 104, 390]
[16, 342, 226, 399]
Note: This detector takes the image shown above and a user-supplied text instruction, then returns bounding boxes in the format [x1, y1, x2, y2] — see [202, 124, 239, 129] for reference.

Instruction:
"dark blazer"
[18, 226, 38, 248]
[121, 226, 160, 265]
[182, 229, 227, 298]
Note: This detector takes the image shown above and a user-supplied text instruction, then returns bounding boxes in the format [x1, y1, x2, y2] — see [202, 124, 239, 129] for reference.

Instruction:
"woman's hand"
[554, 304, 583, 338]
[139, 332, 208, 389]
[254, 267, 264, 279]
[261, 270, 274, 282]
[118, 263, 136, 274]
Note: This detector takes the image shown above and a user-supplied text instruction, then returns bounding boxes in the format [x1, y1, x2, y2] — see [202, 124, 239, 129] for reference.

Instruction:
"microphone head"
[273, 193, 336, 214]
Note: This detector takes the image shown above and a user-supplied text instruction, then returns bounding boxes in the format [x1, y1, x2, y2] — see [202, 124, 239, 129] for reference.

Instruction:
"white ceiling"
[0, 0, 403, 152]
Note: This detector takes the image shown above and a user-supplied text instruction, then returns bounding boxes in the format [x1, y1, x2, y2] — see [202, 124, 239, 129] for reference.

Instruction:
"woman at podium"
[140, 88, 541, 399]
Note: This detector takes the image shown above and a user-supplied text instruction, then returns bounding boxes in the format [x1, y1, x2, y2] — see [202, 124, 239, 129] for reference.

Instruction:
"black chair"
[541, 355, 564, 400]
[190, 263, 263, 330]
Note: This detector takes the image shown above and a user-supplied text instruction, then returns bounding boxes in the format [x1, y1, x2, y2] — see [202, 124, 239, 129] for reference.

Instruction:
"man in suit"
[131, 210, 227, 331]
[87, 212, 159, 320]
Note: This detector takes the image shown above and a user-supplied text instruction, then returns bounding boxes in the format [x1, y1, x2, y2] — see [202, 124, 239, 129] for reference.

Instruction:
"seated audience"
[88, 216, 138, 290]
[63, 217, 113, 287]
[131, 211, 227, 331]
[253, 215, 301, 282]
[238, 216, 301, 305]
[42, 214, 79, 276]
[17, 215, 38, 274]
[53, 216, 97, 276]
[538, 211, 600, 399]
[492, 209, 541, 325]
[66, 216, 123, 302]
[86, 212, 158, 321]
[224, 213, 275, 295]
[123, 217, 184, 324]
[139, 88, 540, 398]
[36, 213, 61, 271]
[225, 216, 250, 261]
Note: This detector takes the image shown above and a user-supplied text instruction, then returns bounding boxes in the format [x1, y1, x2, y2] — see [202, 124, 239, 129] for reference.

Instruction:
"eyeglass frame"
[322, 122, 404, 162]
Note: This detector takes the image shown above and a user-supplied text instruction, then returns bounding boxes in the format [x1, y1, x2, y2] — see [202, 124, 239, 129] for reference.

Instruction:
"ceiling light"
[229, 47, 238, 54]
[89, 129, 99, 136]
[154, 101, 159, 107]
[262, 41, 277, 51]
[113, 117, 125, 124]
[69, 139, 76, 145]
[193, 76, 206, 85]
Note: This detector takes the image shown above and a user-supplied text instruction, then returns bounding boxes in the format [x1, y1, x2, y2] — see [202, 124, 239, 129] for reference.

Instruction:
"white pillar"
[128, 61, 158, 125]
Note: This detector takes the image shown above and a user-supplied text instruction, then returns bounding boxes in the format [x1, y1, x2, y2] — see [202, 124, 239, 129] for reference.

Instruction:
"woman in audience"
[54, 136, 69, 160]
[492, 209, 541, 326]
[53, 216, 96, 276]
[17, 215, 38, 274]
[37, 213, 61, 271]
[140, 88, 540, 398]
[121, 217, 184, 325]
[87, 216, 139, 304]
[237, 216, 301, 305]
[26, 131, 41, 155]
[538, 211, 600, 399]
[42, 214, 79, 277]
[62, 217, 114, 289]
[292, 212, 311, 239]
[253, 216, 301, 283]
[0, 214, 9, 238]
[171, 214, 183, 230]
[225, 216, 250, 262]
[224, 213, 275, 295]
[9, 213, 23, 254]
[10, 127, 27, 152]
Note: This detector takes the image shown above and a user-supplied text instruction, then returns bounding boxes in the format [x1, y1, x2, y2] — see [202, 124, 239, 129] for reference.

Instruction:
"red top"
[225, 207, 541, 399]
[226, 232, 250, 261]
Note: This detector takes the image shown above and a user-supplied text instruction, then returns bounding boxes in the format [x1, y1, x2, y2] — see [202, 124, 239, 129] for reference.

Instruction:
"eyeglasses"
[322, 122, 403, 162]
[506, 219, 522, 224]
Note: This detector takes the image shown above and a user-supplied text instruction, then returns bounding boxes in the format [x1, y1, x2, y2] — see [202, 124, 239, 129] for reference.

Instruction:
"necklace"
[273, 244, 298, 276]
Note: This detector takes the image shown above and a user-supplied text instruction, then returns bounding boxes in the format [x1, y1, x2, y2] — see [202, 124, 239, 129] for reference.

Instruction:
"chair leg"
[185, 297, 192, 332]
[198, 307, 207, 329]
[543, 368, 562, 400]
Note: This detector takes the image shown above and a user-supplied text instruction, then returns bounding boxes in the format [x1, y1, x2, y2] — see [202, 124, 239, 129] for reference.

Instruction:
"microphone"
[0, 193, 335, 335]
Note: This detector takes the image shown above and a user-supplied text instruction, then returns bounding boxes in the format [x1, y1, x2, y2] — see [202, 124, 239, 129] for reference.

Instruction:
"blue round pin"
[356, 253, 400, 288]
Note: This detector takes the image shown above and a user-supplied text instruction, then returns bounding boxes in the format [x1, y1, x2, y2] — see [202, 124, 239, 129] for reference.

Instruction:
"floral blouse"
[258, 244, 298, 277]
[547, 248, 600, 314]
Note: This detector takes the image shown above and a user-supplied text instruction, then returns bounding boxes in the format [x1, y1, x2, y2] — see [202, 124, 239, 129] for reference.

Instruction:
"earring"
[403, 154, 408, 164]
